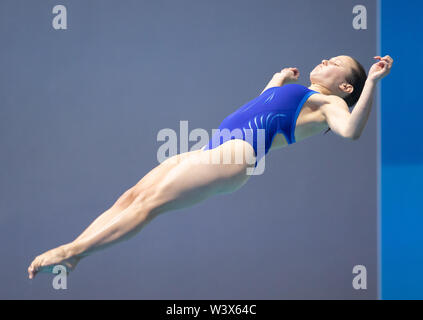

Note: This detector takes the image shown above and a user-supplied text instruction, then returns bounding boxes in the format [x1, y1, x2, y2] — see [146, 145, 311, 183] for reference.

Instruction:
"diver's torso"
[269, 91, 329, 151]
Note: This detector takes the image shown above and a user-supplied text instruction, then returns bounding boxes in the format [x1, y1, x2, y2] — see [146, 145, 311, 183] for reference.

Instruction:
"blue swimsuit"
[203, 84, 319, 166]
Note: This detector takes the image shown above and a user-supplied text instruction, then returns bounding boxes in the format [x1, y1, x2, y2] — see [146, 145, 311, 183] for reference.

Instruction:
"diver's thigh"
[152, 140, 255, 213]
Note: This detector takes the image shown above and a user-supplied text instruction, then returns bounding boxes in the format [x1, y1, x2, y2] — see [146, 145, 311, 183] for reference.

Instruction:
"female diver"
[28, 54, 393, 279]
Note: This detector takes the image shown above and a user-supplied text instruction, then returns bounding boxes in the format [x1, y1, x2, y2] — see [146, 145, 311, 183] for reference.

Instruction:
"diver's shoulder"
[308, 92, 344, 107]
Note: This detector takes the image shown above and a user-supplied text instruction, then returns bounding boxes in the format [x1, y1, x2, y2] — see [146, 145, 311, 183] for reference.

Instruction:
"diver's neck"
[308, 83, 332, 95]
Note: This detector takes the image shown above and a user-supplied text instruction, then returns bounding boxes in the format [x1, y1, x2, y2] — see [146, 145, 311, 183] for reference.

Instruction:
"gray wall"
[0, 0, 377, 299]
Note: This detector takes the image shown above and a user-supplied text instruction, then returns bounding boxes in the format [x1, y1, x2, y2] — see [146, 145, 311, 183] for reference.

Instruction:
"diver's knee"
[130, 187, 163, 214]
[113, 187, 138, 210]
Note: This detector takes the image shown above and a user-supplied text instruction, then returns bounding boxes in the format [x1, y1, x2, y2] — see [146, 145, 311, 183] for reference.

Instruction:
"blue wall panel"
[381, 0, 423, 299]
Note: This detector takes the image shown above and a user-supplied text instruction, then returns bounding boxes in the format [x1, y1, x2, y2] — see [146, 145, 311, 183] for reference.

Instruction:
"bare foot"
[28, 245, 81, 279]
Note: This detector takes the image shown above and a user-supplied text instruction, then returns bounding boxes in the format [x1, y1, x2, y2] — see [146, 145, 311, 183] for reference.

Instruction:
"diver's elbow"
[342, 128, 361, 141]
[349, 133, 361, 141]
[344, 129, 360, 141]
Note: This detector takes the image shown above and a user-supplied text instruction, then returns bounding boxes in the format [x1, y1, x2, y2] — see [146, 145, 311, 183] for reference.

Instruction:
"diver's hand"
[279, 67, 300, 84]
[368, 55, 393, 82]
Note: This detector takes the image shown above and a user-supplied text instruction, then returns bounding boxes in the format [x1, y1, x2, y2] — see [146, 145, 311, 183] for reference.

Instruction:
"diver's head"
[310, 55, 367, 107]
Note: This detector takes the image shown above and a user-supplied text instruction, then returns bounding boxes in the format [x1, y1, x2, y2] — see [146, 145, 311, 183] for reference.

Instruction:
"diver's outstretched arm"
[347, 55, 393, 138]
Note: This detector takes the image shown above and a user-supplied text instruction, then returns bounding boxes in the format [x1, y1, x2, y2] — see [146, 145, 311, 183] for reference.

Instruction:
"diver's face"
[310, 55, 355, 95]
